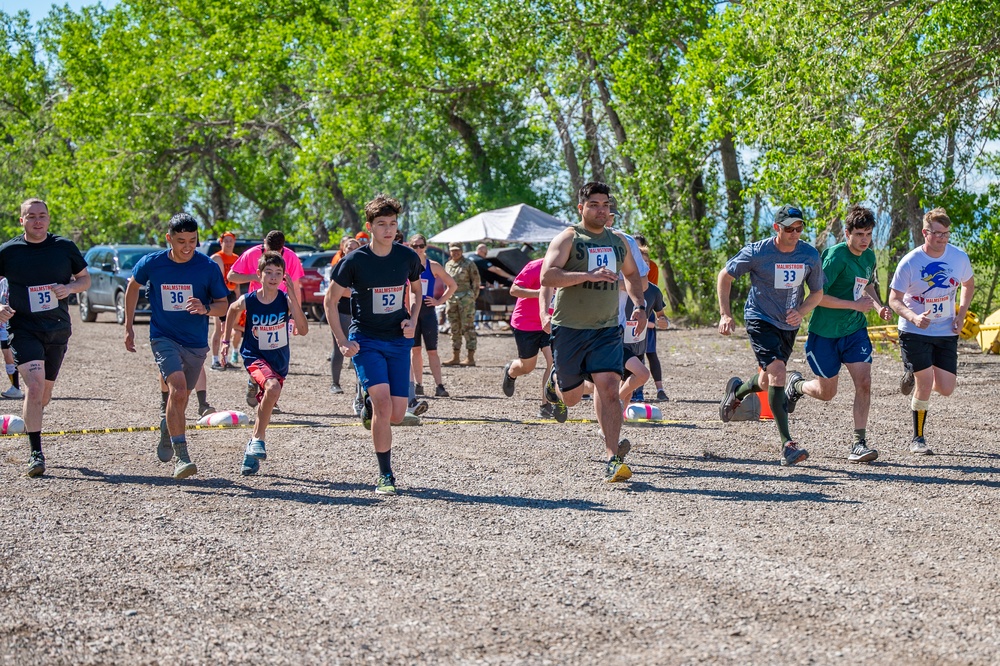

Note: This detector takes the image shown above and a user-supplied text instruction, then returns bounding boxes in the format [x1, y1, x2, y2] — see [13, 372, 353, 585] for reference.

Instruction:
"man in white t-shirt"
[889, 207, 974, 455]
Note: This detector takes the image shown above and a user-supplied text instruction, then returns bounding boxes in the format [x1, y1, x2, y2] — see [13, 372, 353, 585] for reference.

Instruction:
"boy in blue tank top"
[222, 252, 309, 475]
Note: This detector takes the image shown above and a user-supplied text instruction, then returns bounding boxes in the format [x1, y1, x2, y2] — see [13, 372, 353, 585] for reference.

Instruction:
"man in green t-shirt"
[784, 205, 891, 463]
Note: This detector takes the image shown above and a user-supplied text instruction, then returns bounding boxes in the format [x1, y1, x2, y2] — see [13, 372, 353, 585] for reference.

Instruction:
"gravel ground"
[2, 311, 998, 665]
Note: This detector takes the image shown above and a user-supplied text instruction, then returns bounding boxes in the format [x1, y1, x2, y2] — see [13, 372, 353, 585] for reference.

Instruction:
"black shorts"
[746, 319, 798, 370]
[219, 291, 239, 322]
[412, 308, 439, 351]
[551, 325, 623, 392]
[899, 332, 958, 375]
[512, 327, 550, 359]
[10, 327, 71, 381]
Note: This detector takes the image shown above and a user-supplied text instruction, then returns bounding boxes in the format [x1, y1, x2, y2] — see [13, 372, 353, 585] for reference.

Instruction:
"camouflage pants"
[446, 294, 477, 351]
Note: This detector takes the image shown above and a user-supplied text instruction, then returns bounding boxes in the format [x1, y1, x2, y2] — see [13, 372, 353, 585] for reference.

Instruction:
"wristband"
[221, 339, 230, 345]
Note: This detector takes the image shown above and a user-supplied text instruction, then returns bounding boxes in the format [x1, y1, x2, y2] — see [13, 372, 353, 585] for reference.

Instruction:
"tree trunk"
[581, 89, 604, 183]
[657, 246, 685, 313]
[447, 106, 494, 196]
[719, 131, 744, 253]
[535, 78, 583, 194]
[579, 50, 635, 176]
[325, 163, 360, 231]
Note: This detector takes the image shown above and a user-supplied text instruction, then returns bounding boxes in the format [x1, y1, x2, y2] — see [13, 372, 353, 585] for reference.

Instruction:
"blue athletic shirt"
[132, 250, 230, 348]
[332, 243, 424, 340]
[241, 290, 291, 377]
[725, 237, 823, 331]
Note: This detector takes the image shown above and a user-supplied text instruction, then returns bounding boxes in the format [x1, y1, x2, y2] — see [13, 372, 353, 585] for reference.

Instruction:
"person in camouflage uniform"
[443, 242, 480, 366]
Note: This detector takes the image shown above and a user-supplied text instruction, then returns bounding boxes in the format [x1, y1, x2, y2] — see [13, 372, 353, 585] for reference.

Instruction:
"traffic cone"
[757, 389, 773, 420]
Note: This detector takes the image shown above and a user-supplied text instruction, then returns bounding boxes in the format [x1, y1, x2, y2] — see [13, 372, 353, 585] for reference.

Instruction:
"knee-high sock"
[768, 385, 793, 444]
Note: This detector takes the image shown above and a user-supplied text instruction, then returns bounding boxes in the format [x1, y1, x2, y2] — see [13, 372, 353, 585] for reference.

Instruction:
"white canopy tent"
[428, 204, 569, 244]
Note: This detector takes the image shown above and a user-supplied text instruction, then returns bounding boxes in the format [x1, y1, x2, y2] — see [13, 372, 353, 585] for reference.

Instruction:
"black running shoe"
[501, 362, 516, 397]
[719, 376, 742, 423]
[784, 371, 804, 414]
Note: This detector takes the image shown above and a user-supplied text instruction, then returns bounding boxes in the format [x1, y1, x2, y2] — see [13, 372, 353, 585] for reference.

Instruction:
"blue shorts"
[351, 332, 412, 398]
[804, 328, 872, 379]
[551, 325, 623, 392]
[645, 326, 657, 354]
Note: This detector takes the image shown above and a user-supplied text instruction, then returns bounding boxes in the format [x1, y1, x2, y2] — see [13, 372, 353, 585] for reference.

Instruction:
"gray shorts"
[151, 337, 209, 390]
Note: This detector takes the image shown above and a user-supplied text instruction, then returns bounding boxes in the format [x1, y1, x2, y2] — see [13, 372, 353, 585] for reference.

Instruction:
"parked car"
[298, 251, 337, 321]
[197, 238, 319, 258]
[79, 245, 163, 324]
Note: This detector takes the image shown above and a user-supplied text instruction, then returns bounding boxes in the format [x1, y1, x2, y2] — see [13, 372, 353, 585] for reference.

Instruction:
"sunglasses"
[783, 225, 805, 233]
[411, 243, 426, 249]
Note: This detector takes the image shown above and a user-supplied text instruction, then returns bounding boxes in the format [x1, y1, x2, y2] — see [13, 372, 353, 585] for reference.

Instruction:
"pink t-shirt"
[510, 259, 551, 332]
[231, 245, 305, 293]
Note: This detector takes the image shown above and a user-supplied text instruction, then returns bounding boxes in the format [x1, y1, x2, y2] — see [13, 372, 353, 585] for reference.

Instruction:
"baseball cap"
[448, 242, 462, 251]
[355, 231, 370, 240]
[774, 204, 804, 227]
[219, 231, 236, 240]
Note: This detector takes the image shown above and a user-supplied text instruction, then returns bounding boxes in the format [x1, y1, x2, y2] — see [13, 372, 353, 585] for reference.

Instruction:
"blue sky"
[0, 0, 115, 22]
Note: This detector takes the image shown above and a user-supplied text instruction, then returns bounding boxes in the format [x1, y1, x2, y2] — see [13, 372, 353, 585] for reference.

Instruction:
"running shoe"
[630, 389, 645, 403]
[780, 441, 809, 467]
[240, 454, 260, 476]
[785, 371, 804, 414]
[848, 440, 879, 463]
[604, 456, 632, 483]
[719, 376, 743, 423]
[361, 392, 373, 430]
[26, 450, 45, 478]
[501, 362, 516, 397]
[246, 438, 267, 461]
[2, 385, 24, 399]
[900, 364, 915, 396]
[543, 369, 569, 423]
[210, 360, 225, 371]
[656, 389, 669, 402]
[171, 443, 198, 479]
[414, 384, 424, 396]
[245, 380, 258, 408]
[435, 384, 449, 398]
[157, 417, 172, 463]
[330, 383, 344, 394]
[408, 399, 429, 417]
[910, 436, 932, 455]
[537, 403, 554, 419]
[198, 403, 215, 417]
[229, 350, 240, 366]
[617, 437, 632, 462]
[376, 473, 397, 495]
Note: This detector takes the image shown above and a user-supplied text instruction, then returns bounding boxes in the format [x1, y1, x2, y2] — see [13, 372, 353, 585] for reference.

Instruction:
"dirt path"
[2, 312, 998, 664]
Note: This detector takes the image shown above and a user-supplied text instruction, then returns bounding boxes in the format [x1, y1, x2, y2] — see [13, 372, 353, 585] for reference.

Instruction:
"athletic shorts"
[351, 332, 412, 398]
[899, 332, 959, 375]
[645, 326, 657, 354]
[512, 327, 550, 360]
[622, 341, 647, 380]
[10, 327, 71, 381]
[551, 325, 623, 392]
[219, 291, 238, 323]
[151, 337, 209, 390]
[412, 308, 439, 351]
[247, 358, 285, 404]
[805, 328, 873, 379]
[746, 319, 798, 370]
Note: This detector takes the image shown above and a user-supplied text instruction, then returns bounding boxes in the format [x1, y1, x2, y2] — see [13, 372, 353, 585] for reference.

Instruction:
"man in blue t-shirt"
[124, 213, 230, 479]
[716, 204, 824, 466]
[325, 195, 423, 496]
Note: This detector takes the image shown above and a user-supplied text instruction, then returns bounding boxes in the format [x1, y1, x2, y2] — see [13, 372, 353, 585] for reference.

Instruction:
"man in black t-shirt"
[0, 199, 90, 477]
[324, 195, 423, 496]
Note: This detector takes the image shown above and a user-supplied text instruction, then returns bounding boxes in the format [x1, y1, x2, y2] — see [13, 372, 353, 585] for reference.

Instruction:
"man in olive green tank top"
[540, 182, 647, 483]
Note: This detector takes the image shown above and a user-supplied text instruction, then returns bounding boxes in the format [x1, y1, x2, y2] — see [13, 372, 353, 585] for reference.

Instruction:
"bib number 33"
[774, 263, 805, 289]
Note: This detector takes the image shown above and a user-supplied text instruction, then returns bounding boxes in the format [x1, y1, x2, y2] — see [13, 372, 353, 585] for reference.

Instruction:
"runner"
[0, 277, 24, 399]
[324, 195, 423, 495]
[501, 257, 556, 418]
[124, 213, 229, 479]
[783, 205, 891, 463]
[717, 204, 824, 466]
[540, 182, 646, 482]
[888, 207, 974, 455]
[221, 251, 308, 475]
[408, 233, 456, 398]
[0, 198, 90, 477]
[210, 231, 240, 370]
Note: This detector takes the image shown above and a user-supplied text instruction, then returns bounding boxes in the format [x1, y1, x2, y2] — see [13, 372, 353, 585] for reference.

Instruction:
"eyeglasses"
[925, 229, 949, 238]
[411, 243, 426, 249]
[783, 225, 805, 234]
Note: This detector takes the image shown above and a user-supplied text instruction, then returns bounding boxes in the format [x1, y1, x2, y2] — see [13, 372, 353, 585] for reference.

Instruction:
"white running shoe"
[2, 385, 24, 399]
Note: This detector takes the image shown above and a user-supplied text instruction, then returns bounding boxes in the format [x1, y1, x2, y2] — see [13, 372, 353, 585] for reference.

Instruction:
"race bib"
[161, 284, 193, 311]
[774, 263, 805, 289]
[254, 322, 288, 350]
[623, 319, 643, 343]
[853, 277, 868, 301]
[28, 284, 58, 312]
[925, 295, 953, 320]
[420, 278, 429, 298]
[372, 285, 405, 314]
[588, 247, 616, 272]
